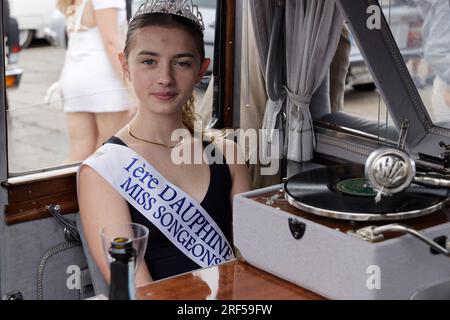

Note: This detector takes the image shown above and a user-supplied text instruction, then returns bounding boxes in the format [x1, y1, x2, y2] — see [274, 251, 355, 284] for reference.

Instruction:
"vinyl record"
[284, 165, 450, 221]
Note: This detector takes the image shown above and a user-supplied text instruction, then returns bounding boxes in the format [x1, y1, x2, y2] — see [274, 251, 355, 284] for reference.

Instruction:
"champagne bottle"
[109, 237, 137, 300]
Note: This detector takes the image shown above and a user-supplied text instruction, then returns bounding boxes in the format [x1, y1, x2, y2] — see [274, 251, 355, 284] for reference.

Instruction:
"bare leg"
[66, 112, 98, 163]
[95, 111, 130, 148]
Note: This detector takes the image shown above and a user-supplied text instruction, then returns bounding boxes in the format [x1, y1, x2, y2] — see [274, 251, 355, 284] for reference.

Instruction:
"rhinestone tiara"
[134, 0, 205, 31]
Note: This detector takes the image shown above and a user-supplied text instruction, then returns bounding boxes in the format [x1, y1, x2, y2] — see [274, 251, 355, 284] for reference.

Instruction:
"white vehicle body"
[9, 0, 57, 47]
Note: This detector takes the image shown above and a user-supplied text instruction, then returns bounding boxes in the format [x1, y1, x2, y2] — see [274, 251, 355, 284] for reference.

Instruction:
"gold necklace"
[127, 124, 184, 149]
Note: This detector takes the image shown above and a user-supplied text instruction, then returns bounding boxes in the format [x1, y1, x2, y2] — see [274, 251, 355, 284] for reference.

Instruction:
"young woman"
[57, 0, 132, 162]
[78, 0, 251, 286]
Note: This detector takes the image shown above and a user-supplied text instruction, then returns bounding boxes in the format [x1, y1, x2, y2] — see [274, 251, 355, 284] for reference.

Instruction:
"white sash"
[80, 144, 235, 268]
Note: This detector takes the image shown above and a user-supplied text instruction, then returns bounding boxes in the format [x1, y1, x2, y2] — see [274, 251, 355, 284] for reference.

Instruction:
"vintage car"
[0, 0, 450, 302]
[4, 0, 22, 90]
[9, 0, 58, 48]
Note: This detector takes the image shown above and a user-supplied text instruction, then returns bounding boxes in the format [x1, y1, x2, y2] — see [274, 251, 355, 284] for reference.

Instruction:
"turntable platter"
[284, 165, 450, 221]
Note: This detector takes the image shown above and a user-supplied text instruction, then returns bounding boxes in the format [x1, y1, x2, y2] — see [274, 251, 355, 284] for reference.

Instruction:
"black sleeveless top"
[106, 137, 233, 280]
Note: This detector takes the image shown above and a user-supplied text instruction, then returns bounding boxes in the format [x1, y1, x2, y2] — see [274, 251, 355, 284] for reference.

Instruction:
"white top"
[60, 0, 130, 113]
[92, 0, 125, 10]
[67, 0, 127, 35]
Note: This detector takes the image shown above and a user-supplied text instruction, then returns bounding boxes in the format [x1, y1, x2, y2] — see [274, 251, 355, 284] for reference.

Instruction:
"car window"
[336, 0, 449, 142]
[193, 0, 216, 9]
[5, 0, 217, 175]
[386, 0, 450, 130]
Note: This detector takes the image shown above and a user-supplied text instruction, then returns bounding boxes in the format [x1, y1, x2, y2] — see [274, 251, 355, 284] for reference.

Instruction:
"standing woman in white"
[57, 0, 132, 162]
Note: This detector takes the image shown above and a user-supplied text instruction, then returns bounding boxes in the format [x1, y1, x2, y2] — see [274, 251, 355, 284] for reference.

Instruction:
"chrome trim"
[3, 166, 78, 186]
[315, 120, 397, 144]
[373, 224, 450, 256]
[285, 192, 447, 222]
[4, 67, 23, 77]
[317, 134, 373, 157]
[414, 172, 450, 188]
[315, 123, 397, 148]
[1, 7, 8, 207]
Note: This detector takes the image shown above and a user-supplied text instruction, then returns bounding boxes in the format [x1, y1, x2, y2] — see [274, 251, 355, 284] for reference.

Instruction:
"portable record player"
[233, 162, 450, 300]
[231, 0, 450, 300]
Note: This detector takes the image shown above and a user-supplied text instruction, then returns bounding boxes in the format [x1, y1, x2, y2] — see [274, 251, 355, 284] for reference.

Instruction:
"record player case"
[233, 184, 450, 300]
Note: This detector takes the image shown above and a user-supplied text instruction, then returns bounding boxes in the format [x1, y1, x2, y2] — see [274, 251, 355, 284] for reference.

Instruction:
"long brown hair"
[124, 13, 205, 133]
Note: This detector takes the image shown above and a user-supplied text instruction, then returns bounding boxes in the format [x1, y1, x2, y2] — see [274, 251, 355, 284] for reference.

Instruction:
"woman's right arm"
[78, 165, 153, 286]
[93, 5, 124, 79]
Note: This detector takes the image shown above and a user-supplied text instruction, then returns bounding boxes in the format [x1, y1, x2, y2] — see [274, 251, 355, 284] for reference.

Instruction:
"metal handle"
[372, 224, 450, 256]
[414, 172, 450, 188]
[47, 204, 80, 243]
[397, 120, 410, 151]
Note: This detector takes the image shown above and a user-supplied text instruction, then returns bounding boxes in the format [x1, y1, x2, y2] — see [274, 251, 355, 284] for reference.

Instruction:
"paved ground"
[5, 39, 436, 174]
[7, 40, 68, 173]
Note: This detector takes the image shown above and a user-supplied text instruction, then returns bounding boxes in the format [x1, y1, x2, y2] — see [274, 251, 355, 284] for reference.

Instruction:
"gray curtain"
[250, 0, 343, 162]
[250, 0, 285, 161]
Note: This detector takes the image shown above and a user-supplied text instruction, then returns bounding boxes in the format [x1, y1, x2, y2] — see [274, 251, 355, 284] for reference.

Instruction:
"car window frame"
[0, 0, 232, 225]
[1, 0, 230, 180]
[1, 1, 9, 206]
